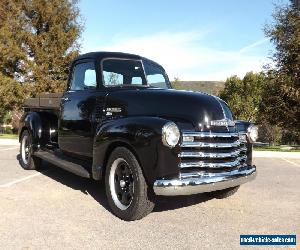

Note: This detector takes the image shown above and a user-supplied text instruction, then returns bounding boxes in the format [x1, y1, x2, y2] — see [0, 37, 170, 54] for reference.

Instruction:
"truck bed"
[24, 93, 63, 110]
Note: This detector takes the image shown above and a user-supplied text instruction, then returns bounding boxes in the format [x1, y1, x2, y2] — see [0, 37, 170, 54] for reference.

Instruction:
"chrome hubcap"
[120, 180, 126, 188]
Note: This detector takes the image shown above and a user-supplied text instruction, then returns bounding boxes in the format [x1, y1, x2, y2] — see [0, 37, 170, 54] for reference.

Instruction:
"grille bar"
[181, 140, 241, 148]
[179, 155, 247, 169]
[179, 131, 247, 172]
[183, 132, 239, 138]
[179, 147, 247, 158]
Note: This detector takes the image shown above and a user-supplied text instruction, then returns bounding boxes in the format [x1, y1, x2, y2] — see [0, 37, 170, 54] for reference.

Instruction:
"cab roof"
[74, 51, 164, 69]
[75, 51, 142, 61]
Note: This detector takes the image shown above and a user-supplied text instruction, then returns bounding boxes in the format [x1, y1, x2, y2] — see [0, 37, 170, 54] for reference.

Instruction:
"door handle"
[62, 97, 70, 103]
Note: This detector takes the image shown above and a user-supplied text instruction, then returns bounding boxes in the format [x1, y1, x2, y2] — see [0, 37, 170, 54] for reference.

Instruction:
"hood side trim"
[213, 96, 229, 131]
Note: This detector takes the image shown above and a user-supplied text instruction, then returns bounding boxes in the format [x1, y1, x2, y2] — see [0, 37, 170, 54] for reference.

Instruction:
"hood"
[105, 88, 233, 129]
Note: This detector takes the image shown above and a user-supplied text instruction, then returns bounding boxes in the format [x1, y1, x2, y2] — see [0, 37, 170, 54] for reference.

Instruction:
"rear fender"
[19, 112, 42, 147]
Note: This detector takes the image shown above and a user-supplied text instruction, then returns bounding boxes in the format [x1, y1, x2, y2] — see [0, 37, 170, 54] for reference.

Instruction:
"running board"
[34, 150, 90, 178]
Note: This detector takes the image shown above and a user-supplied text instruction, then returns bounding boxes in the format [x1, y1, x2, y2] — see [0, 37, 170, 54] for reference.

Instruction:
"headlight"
[247, 124, 258, 143]
[162, 122, 180, 148]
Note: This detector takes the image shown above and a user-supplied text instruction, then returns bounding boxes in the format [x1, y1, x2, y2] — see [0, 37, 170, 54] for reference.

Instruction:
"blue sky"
[79, 0, 289, 81]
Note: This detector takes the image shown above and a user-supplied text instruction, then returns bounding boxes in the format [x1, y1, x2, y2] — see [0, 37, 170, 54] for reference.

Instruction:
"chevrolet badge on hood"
[210, 119, 235, 127]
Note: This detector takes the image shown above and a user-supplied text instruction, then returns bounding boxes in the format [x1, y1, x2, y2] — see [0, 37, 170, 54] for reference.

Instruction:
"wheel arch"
[100, 140, 142, 180]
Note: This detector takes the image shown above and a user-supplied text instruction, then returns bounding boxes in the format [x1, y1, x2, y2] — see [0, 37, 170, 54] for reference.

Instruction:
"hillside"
[172, 81, 225, 96]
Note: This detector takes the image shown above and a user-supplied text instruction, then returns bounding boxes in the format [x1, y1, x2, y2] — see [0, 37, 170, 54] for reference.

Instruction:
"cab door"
[58, 59, 99, 158]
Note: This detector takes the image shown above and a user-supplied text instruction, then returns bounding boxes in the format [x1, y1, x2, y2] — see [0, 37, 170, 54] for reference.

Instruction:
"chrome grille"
[179, 131, 247, 170]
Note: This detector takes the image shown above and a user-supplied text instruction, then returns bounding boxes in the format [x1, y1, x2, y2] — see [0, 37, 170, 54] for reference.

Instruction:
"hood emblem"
[210, 119, 235, 127]
[105, 107, 122, 116]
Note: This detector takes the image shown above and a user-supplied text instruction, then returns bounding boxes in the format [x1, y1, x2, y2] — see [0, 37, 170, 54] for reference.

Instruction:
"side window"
[143, 60, 169, 89]
[131, 76, 143, 85]
[70, 62, 96, 90]
[147, 74, 165, 86]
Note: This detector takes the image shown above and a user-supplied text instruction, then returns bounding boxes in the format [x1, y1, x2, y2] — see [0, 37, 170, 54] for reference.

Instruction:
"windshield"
[101, 58, 171, 89]
[142, 59, 170, 89]
[102, 59, 147, 86]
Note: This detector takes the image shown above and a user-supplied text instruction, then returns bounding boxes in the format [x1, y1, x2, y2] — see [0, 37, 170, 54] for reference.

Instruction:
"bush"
[258, 122, 282, 146]
[4, 127, 13, 134]
[281, 130, 300, 145]
[0, 112, 12, 125]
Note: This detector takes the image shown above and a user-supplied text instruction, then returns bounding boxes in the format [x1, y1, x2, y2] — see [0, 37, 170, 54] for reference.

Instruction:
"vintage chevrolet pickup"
[19, 52, 257, 220]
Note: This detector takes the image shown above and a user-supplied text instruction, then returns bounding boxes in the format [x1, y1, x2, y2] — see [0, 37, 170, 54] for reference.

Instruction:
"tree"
[0, 1, 27, 79]
[171, 76, 180, 88]
[0, 73, 25, 112]
[22, 0, 82, 94]
[219, 72, 266, 122]
[0, 0, 82, 121]
[0, 1, 27, 120]
[219, 73, 285, 144]
[262, 1, 300, 140]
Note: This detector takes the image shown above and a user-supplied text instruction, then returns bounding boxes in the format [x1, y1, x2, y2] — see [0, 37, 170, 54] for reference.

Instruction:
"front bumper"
[153, 165, 256, 196]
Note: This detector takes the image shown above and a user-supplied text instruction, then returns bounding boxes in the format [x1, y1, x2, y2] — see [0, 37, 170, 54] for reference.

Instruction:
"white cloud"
[85, 31, 271, 81]
[239, 38, 269, 53]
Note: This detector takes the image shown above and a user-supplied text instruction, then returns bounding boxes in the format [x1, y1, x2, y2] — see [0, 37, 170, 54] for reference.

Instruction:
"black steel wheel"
[109, 158, 134, 210]
[105, 147, 155, 221]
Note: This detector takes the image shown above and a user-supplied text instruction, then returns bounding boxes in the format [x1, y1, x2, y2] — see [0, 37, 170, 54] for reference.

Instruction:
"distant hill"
[172, 81, 225, 96]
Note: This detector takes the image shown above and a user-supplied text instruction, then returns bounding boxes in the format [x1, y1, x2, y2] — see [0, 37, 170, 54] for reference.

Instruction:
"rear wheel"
[211, 186, 240, 199]
[20, 130, 41, 170]
[105, 147, 155, 221]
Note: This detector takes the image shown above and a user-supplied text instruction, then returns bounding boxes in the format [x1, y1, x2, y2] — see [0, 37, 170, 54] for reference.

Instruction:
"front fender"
[235, 120, 251, 133]
[92, 116, 180, 184]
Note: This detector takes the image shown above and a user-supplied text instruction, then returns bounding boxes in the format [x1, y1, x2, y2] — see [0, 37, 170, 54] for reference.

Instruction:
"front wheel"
[105, 147, 155, 221]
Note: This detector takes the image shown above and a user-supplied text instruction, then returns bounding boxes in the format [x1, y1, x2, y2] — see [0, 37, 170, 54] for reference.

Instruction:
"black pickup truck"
[19, 52, 257, 221]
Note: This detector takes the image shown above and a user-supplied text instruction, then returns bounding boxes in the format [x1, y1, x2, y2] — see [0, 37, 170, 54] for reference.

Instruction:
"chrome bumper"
[153, 166, 257, 196]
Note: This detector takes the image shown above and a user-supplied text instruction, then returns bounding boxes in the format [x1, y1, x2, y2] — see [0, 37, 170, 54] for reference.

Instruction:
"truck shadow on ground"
[17, 154, 214, 214]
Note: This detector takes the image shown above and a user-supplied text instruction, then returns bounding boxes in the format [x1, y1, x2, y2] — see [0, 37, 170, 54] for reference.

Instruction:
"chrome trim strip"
[182, 131, 239, 138]
[179, 156, 247, 168]
[153, 166, 257, 196]
[181, 140, 241, 148]
[213, 96, 227, 120]
[179, 147, 247, 158]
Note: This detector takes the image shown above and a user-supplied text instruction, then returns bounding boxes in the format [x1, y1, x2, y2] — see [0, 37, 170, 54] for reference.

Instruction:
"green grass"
[0, 134, 18, 139]
[253, 146, 300, 152]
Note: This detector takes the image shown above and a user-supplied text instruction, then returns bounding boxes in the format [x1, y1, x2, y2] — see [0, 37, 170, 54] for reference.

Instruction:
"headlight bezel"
[247, 124, 258, 143]
[162, 122, 180, 148]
